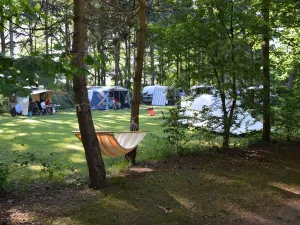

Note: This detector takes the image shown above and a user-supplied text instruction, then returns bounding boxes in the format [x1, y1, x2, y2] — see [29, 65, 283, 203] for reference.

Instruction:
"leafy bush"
[272, 86, 300, 141]
[0, 151, 75, 190]
[0, 94, 9, 113]
[160, 107, 190, 154]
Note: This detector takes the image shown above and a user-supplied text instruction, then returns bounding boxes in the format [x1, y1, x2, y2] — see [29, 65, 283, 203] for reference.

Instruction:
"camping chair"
[147, 108, 158, 119]
[31, 102, 41, 116]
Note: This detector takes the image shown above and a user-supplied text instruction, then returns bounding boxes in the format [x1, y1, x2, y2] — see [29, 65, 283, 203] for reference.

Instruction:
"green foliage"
[272, 85, 300, 141]
[0, 94, 9, 113]
[0, 54, 76, 97]
[0, 151, 75, 190]
[160, 107, 190, 153]
[40, 152, 75, 178]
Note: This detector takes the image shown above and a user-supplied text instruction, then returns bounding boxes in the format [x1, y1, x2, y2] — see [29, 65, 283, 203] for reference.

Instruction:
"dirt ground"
[0, 140, 300, 225]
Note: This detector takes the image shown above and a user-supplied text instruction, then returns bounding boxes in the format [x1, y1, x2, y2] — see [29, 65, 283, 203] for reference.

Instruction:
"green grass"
[0, 105, 261, 186]
[0, 105, 178, 183]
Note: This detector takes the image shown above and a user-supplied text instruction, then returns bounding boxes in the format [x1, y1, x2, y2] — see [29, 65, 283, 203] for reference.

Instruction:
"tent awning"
[32, 90, 52, 95]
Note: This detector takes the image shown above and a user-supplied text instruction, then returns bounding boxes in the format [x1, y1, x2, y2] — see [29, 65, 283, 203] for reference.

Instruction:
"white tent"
[141, 85, 170, 106]
[181, 86, 263, 135]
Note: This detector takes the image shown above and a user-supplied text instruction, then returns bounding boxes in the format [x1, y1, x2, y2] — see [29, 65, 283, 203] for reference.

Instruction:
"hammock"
[72, 130, 148, 158]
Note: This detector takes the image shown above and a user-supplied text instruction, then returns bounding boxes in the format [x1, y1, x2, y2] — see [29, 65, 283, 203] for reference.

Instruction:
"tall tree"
[125, 0, 146, 164]
[262, 0, 270, 141]
[72, 0, 106, 189]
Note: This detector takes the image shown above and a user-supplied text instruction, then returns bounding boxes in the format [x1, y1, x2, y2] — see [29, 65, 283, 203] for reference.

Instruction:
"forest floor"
[0, 140, 300, 225]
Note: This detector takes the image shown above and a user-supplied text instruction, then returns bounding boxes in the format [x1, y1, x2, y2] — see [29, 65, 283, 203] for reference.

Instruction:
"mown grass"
[1, 105, 201, 185]
[0, 104, 260, 187]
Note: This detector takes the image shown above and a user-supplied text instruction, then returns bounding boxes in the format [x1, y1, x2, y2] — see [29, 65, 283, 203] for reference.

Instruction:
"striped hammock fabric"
[73, 131, 148, 158]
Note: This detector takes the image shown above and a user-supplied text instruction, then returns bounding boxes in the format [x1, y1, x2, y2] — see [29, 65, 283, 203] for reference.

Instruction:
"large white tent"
[141, 85, 180, 106]
[181, 86, 263, 135]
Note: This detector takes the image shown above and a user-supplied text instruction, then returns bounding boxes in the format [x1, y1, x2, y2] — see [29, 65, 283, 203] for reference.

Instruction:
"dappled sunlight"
[8, 209, 33, 224]
[128, 167, 154, 173]
[16, 132, 28, 137]
[224, 202, 272, 224]
[70, 156, 85, 163]
[29, 166, 43, 172]
[270, 182, 300, 195]
[1, 122, 16, 127]
[144, 122, 161, 126]
[202, 173, 236, 184]
[21, 119, 41, 124]
[168, 193, 197, 212]
[52, 143, 82, 151]
[100, 195, 137, 211]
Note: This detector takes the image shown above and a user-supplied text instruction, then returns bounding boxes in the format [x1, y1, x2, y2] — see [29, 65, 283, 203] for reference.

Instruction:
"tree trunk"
[150, 45, 155, 85]
[45, 0, 49, 55]
[262, 0, 271, 141]
[143, 54, 146, 85]
[0, 13, 5, 55]
[127, 33, 131, 88]
[100, 40, 106, 86]
[125, 0, 146, 164]
[65, 14, 71, 91]
[9, 20, 13, 57]
[72, 0, 106, 189]
[114, 37, 120, 86]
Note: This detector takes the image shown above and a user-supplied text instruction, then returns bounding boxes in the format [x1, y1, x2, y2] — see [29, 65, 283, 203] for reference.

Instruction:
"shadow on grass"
[1, 144, 299, 225]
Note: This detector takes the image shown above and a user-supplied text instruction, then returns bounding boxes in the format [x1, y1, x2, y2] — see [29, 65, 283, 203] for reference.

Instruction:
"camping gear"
[9, 88, 71, 116]
[9, 107, 17, 117]
[88, 86, 131, 110]
[147, 108, 158, 119]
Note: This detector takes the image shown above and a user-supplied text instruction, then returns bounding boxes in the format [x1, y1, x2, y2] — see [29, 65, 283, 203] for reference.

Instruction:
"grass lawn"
[0, 105, 175, 182]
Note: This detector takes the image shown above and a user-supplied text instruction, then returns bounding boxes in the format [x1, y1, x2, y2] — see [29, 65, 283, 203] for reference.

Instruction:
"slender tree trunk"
[100, 40, 106, 86]
[127, 32, 131, 88]
[65, 16, 71, 91]
[125, 0, 146, 164]
[143, 54, 146, 85]
[45, 0, 49, 55]
[72, 0, 106, 189]
[114, 37, 120, 86]
[262, 0, 271, 141]
[9, 20, 13, 57]
[1, 13, 5, 55]
[150, 45, 155, 85]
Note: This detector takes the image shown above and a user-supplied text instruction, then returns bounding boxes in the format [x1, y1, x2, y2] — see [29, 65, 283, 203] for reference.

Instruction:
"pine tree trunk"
[0, 13, 5, 55]
[72, 0, 106, 189]
[114, 37, 120, 86]
[9, 20, 13, 57]
[45, 0, 49, 55]
[150, 45, 155, 85]
[65, 14, 71, 91]
[125, 0, 146, 164]
[100, 40, 106, 86]
[262, 0, 271, 141]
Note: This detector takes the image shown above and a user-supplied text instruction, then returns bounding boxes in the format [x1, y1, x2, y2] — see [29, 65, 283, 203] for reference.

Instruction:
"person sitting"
[113, 97, 121, 109]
